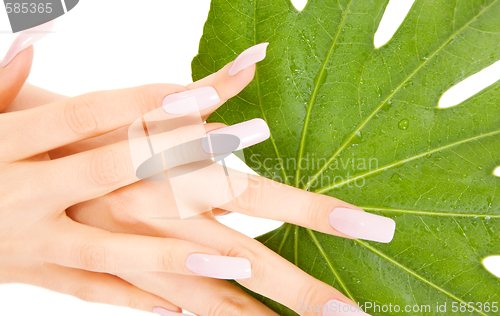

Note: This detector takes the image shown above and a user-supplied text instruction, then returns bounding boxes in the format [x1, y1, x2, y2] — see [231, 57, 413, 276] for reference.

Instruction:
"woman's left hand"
[5, 47, 395, 315]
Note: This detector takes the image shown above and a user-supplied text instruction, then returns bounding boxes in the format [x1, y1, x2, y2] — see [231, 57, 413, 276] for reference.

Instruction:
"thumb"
[0, 20, 54, 112]
[0, 45, 34, 112]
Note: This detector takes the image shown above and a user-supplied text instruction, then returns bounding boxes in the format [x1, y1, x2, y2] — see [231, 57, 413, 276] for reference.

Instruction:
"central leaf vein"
[294, 0, 355, 188]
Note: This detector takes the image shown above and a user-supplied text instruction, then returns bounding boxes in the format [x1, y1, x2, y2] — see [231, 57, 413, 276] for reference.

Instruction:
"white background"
[0, 0, 499, 315]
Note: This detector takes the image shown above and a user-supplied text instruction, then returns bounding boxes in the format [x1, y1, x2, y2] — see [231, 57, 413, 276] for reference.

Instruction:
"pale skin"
[0, 47, 374, 316]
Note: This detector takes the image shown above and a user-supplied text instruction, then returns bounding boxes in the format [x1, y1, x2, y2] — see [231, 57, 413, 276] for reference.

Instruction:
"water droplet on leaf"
[398, 119, 409, 130]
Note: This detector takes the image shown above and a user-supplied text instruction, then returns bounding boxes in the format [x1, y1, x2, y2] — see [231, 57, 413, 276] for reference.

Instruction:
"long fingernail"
[202, 118, 270, 154]
[1, 20, 55, 68]
[323, 300, 371, 316]
[228, 42, 269, 76]
[329, 208, 396, 243]
[186, 254, 251, 279]
[162, 87, 220, 115]
[153, 307, 192, 316]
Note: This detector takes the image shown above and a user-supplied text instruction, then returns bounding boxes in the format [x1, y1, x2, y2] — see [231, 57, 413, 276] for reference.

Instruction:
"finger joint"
[64, 95, 99, 135]
[85, 149, 128, 187]
[210, 296, 246, 316]
[75, 240, 112, 272]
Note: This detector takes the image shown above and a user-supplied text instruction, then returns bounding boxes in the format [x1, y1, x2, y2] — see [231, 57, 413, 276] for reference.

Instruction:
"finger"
[146, 157, 395, 243]
[0, 42, 267, 163]
[34, 123, 229, 206]
[187, 43, 269, 120]
[0, 46, 33, 112]
[0, 20, 53, 68]
[34, 219, 251, 279]
[221, 173, 396, 243]
[6, 43, 267, 116]
[67, 183, 362, 316]
[66, 187, 279, 316]
[0, 43, 267, 162]
[0, 83, 192, 162]
[5, 83, 67, 113]
[0, 20, 53, 111]
[7, 262, 181, 313]
[167, 219, 365, 316]
[36, 117, 269, 207]
[122, 272, 279, 316]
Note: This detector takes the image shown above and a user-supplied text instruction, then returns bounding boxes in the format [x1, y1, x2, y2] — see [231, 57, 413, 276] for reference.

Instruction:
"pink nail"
[162, 87, 220, 114]
[153, 307, 192, 316]
[329, 208, 396, 243]
[186, 254, 251, 279]
[1, 20, 55, 68]
[228, 43, 269, 76]
[322, 300, 371, 316]
[203, 118, 270, 153]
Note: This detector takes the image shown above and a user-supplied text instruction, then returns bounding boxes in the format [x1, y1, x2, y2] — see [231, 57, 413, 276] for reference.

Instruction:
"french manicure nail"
[329, 208, 396, 243]
[1, 20, 55, 68]
[228, 42, 269, 76]
[153, 307, 191, 316]
[186, 254, 251, 279]
[323, 300, 371, 316]
[162, 87, 220, 115]
[202, 118, 270, 154]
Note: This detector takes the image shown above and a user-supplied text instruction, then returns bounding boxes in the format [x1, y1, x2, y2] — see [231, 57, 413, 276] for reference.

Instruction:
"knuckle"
[158, 249, 177, 272]
[86, 149, 128, 187]
[75, 240, 112, 272]
[124, 296, 142, 310]
[223, 244, 264, 284]
[73, 287, 101, 303]
[304, 195, 328, 227]
[105, 190, 144, 225]
[166, 133, 196, 165]
[224, 245, 257, 266]
[232, 176, 262, 212]
[64, 95, 99, 135]
[210, 296, 247, 316]
[297, 283, 321, 307]
[130, 85, 162, 115]
[223, 242, 272, 286]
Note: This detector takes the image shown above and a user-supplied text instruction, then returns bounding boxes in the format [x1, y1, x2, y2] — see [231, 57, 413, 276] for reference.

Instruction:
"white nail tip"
[228, 43, 269, 76]
[329, 208, 396, 243]
[1, 20, 55, 68]
[204, 118, 270, 153]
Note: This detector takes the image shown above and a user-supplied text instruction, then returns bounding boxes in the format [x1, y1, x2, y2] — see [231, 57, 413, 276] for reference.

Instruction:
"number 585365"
[5, 2, 52, 14]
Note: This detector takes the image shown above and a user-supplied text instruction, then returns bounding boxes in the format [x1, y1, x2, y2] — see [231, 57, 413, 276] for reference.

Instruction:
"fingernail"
[153, 307, 192, 316]
[186, 254, 251, 279]
[323, 300, 371, 316]
[329, 208, 396, 243]
[1, 20, 55, 68]
[202, 118, 270, 154]
[228, 42, 269, 76]
[162, 87, 220, 115]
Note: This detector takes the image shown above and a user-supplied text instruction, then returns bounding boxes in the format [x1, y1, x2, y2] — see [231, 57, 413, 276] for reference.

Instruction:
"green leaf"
[192, 0, 500, 315]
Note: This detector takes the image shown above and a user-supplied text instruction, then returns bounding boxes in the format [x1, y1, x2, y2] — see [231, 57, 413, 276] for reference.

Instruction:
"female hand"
[0, 35, 275, 314]
[1, 40, 184, 313]
[6, 41, 396, 315]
